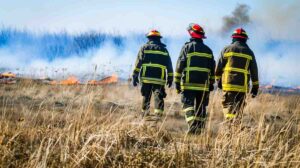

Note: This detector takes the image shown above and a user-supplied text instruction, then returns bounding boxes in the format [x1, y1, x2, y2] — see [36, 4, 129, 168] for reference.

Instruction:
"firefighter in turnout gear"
[175, 23, 216, 134]
[215, 28, 259, 120]
[132, 30, 173, 119]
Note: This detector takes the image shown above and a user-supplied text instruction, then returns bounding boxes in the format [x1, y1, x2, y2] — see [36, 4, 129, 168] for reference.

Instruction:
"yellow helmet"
[146, 29, 162, 38]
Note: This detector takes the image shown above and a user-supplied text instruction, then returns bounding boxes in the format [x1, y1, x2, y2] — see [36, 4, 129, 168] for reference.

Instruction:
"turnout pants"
[141, 83, 166, 116]
[222, 91, 246, 120]
[181, 90, 209, 134]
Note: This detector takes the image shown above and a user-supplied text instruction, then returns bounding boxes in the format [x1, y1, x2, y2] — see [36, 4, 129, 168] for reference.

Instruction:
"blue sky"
[1, 0, 258, 34]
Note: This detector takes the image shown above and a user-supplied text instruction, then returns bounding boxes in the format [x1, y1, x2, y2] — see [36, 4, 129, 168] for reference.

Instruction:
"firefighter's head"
[232, 28, 248, 39]
[146, 29, 162, 41]
[187, 23, 206, 39]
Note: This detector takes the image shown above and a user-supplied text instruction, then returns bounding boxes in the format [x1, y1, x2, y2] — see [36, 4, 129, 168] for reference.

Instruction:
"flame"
[88, 74, 118, 85]
[51, 76, 79, 85]
[0, 72, 16, 78]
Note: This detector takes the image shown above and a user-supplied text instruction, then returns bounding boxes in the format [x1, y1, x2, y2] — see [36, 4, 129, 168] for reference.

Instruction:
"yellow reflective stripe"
[184, 67, 211, 73]
[141, 77, 166, 85]
[154, 109, 163, 114]
[245, 59, 250, 70]
[224, 52, 253, 60]
[142, 80, 165, 85]
[168, 73, 173, 76]
[142, 66, 147, 77]
[144, 50, 168, 56]
[224, 67, 249, 74]
[225, 113, 236, 119]
[252, 81, 259, 85]
[142, 63, 166, 79]
[186, 116, 198, 122]
[223, 88, 247, 92]
[183, 107, 194, 113]
[187, 52, 212, 58]
[223, 84, 245, 89]
[181, 86, 209, 91]
[174, 78, 181, 83]
[162, 68, 165, 80]
[182, 83, 208, 87]
[186, 56, 191, 83]
[222, 84, 247, 92]
[175, 72, 182, 77]
[141, 77, 165, 83]
[185, 116, 206, 122]
[142, 63, 166, 69]
[223, 108, 236, 119]
[134, 68, 140, 72]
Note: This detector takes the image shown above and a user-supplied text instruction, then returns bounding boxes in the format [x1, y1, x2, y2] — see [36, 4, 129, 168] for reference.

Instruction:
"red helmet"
[231, 28, 248, 39]
[146, 29, 162, 38]
[187, 23, 206, 39]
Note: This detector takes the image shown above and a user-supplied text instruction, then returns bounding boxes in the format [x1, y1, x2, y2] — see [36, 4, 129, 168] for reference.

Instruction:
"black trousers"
[222, 91, 246, 119]
[181, 90, 209, 133]
[141, 83, 166, 115]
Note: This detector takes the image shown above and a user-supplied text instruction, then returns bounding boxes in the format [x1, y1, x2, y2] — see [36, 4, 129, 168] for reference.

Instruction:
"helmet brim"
[231, 35, 248, 39]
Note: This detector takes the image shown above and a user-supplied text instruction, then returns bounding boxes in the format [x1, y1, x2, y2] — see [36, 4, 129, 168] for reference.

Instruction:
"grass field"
[0, 80, 300, 167]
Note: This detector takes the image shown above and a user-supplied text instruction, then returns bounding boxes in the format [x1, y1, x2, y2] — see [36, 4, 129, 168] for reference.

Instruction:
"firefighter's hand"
[209, 83, 214, 91]
[251, 87, 258, 98]
[132, 74, 139, 87]
[175, 83, 181, 94]
[167, 80, 173, 88]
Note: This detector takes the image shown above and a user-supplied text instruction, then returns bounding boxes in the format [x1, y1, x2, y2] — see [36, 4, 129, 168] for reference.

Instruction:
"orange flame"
[51, 76, 79, 85]
[88, 74, 118, 85]
[0, 72, 16, 78]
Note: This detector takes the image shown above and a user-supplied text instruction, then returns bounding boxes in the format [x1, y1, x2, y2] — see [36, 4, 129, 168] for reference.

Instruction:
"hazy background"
[0, 0, 299, 86]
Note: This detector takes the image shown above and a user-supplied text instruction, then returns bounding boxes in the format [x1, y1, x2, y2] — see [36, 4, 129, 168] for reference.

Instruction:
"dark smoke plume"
[221, 4, 251, 35]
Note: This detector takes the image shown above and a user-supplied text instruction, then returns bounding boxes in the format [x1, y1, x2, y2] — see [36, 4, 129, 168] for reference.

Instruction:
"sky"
[0, 0, 299, 86]
[0, 0, 257, 34]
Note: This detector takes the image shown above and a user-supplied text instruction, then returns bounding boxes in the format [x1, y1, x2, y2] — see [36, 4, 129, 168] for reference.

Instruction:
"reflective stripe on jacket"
[175, 38, 215, 91]
[215, 41, 259, 92]
[133, 40, 173, 85]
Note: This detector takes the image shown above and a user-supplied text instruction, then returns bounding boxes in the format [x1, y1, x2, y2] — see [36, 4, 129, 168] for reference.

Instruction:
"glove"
[167, 80, 173, 88]
[175, 83, 181, 94]
[217, 79, 222, 89]
[251, 87, 258, 98]
[209, 83, 214, 92]
[132, 74, 139, 87]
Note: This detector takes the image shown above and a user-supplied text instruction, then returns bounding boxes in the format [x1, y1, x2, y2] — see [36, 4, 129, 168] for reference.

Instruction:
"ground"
[0, 80, 300, 167]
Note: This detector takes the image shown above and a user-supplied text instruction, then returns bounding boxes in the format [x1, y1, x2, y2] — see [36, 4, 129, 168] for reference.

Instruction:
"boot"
[141, 109, 150, 119]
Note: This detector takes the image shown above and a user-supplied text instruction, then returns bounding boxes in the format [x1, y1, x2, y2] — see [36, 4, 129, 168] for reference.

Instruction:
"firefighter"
[132, 30, 173, 119]
[175, 23, 216, 134]
[215, 28, 259, 120]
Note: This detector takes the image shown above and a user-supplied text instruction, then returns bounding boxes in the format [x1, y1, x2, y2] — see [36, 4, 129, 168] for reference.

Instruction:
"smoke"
[0, 27, 183, 81]
[221, 4, 251, 35]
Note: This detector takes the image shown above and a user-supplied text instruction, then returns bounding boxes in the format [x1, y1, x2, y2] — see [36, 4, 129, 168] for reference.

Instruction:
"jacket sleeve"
[175, 46, 187, 84]
[209, 51, 216, 84]
[132, 46, 144, 76]
[166, 50, 174, 82]
[215, 49, 227, 81]
[249, 54, 259, 88]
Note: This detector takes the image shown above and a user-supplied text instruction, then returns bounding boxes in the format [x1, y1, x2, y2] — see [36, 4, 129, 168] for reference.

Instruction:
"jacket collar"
[190, 38, 203, 43]
[147, 39, 166, 47]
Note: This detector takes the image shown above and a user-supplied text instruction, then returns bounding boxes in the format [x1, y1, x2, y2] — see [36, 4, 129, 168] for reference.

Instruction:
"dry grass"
[0, 80, 300, 167]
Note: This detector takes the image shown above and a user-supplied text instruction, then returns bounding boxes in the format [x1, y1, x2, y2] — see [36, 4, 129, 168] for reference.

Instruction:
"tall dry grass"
[0, 80, 300, 167]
